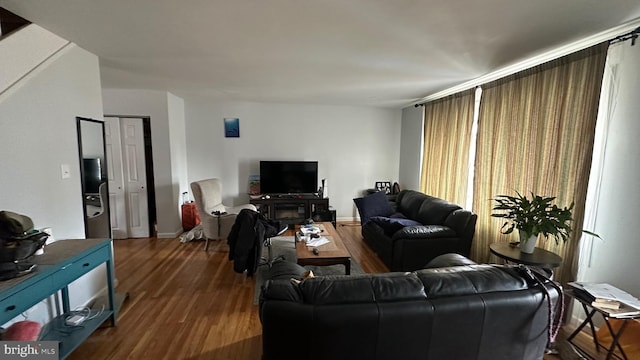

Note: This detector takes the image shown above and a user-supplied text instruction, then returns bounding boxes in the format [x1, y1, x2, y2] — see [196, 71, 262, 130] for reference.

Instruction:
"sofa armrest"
[443, 209, 476, 235]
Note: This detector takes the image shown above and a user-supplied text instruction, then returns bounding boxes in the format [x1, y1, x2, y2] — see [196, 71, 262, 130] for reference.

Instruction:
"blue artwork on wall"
[224, 118, 240, 138]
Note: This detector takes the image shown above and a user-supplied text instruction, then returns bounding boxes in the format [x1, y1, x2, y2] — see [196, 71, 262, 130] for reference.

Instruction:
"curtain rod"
[610, 26, 640, 46]
[411, 18, 640, 108]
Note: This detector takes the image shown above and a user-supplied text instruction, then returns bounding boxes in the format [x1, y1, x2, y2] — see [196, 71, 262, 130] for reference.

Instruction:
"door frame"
[105, 114, 157, 237]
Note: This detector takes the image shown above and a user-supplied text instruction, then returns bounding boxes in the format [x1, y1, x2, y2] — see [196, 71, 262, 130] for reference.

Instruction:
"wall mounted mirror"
[77, 117, 111, 238]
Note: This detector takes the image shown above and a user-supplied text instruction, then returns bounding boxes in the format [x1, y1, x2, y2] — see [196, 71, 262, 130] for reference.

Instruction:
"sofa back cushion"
[396, 190, 430, 220]
[298, 272, 428, 305]
[415, 265, 529, 298]
[370, 216, 423, 236]
[262, 265, 534, 306]
[396, 190, 462, 225]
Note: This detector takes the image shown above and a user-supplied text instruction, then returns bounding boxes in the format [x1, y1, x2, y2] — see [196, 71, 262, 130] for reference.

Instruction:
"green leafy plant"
[491, 191, 576, 245]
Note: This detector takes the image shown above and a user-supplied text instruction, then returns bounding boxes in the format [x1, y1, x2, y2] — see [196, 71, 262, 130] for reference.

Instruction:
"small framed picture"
[375, 181, 392, 194]
[224, 118, 240, 138]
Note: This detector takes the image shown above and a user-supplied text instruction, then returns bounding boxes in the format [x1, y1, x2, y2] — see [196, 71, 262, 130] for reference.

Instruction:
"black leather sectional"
[260, 255, 559, 360]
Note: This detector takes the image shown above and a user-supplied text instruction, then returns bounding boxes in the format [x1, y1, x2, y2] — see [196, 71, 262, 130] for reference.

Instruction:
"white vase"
[519, 230, 537, 254]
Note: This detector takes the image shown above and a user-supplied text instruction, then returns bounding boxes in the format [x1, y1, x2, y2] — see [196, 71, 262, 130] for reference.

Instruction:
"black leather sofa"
[260, 255, 559, 360]
[359, 190, 477, 271]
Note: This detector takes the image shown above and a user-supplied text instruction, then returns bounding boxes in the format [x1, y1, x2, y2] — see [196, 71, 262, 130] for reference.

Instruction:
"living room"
[1, 1, 640, 359]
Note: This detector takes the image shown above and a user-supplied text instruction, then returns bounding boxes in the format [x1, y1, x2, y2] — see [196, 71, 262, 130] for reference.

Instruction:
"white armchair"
[190, 178, 256, 250]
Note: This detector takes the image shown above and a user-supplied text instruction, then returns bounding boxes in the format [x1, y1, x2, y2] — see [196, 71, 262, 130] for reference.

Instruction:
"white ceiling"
[2, 0, 640, 108]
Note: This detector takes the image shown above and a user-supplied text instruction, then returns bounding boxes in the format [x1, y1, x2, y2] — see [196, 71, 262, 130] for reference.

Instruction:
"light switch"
[61, 163, 71, 179]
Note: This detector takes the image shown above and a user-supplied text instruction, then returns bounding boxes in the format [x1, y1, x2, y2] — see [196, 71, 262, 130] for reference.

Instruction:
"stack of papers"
[300, 225, 321, 235]
[568, 282, 640, 318]
[306, 236, 330, 247]
[592, 298, 622, 310]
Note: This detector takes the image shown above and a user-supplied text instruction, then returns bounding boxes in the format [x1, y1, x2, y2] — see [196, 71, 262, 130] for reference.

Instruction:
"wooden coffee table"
[295, 222, 351, 275]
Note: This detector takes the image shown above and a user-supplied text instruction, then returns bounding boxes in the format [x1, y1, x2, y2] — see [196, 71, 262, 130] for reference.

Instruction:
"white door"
[104, 117, 127, 239]
[120, 117, 150, 238]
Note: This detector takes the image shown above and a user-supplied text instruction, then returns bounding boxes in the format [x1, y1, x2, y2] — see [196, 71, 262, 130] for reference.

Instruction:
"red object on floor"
[3, 321, 41, 341]
[182, 202, 200, 231]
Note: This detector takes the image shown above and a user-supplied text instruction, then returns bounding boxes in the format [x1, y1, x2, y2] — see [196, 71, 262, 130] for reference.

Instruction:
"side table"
[489, 242, 562, 269]
[566, 289, 640, 360]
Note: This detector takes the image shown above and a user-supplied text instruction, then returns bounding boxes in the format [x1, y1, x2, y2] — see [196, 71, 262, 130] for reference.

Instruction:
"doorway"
[104, 116, 157, 238]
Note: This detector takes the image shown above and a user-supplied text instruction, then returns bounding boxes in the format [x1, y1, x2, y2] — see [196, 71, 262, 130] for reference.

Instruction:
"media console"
[250, 195, 335, 227]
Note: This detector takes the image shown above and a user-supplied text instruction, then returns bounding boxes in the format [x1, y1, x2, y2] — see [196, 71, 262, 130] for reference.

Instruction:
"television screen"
[83, 158, 102, 194]
[260, 161, 318, 194]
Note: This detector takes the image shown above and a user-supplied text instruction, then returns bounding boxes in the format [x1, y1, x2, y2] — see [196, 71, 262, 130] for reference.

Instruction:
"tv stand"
[273, 193, 319, 199]
[250, 195, 332, 227]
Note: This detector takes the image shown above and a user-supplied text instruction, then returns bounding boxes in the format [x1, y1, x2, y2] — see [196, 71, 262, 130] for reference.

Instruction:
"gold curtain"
[471, 43, 609, 285]
[419, 89, 475, 205]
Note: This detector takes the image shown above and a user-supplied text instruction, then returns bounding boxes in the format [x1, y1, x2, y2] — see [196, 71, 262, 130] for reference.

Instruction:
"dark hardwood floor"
[68, 221, 629, 359]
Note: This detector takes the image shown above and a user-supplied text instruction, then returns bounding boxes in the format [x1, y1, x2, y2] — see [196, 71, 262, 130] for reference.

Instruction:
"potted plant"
[491, 191, 576, 253]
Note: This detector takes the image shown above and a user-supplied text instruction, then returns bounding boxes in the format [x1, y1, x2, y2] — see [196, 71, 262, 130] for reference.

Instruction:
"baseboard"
[157, 227, 182, 238]
[336, 216, 359, 223]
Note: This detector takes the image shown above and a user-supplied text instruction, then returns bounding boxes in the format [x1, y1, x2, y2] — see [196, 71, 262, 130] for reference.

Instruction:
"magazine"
[568, 282, 640, 318]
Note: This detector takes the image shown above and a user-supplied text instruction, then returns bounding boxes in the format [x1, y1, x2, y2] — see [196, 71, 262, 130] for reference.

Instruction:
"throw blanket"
[179, 224, 206, 243]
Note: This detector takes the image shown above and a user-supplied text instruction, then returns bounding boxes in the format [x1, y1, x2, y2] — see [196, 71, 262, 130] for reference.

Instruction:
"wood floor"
[69, 222, 627, 360]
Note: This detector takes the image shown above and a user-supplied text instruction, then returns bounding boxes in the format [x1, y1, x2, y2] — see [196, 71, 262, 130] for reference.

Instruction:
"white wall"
[185, 100, 402, 220]
[102, 89, 185, 237]
[399, 106, 424, 191]
[0, 33, 106, 325]
[578, 42, 640, 298]
[168, 93, 189, 205]
[0, 25, 68, 94]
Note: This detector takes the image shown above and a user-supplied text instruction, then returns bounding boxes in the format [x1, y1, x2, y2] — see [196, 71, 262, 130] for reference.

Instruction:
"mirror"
[77, 117, 111, 238]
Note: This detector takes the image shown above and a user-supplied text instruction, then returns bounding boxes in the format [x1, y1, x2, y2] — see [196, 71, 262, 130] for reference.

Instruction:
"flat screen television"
[260, 161, 318, 195]
[83, 158, 102, 194]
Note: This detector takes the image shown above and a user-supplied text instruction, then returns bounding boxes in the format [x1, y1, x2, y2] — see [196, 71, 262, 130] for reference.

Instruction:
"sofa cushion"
[354, 191, 394, 225]
[370, 216, 423, 236]
[415, 197, 462, 225]
[297, 273, 427, 305]
[415, 265, 529, 298]
[396, 190, 430, 220]
[391, 224, 456, 240]
[389, 212, 407, 219]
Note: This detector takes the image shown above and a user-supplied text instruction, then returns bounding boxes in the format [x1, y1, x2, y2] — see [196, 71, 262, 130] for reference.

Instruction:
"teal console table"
[0, 238, 116, 359]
